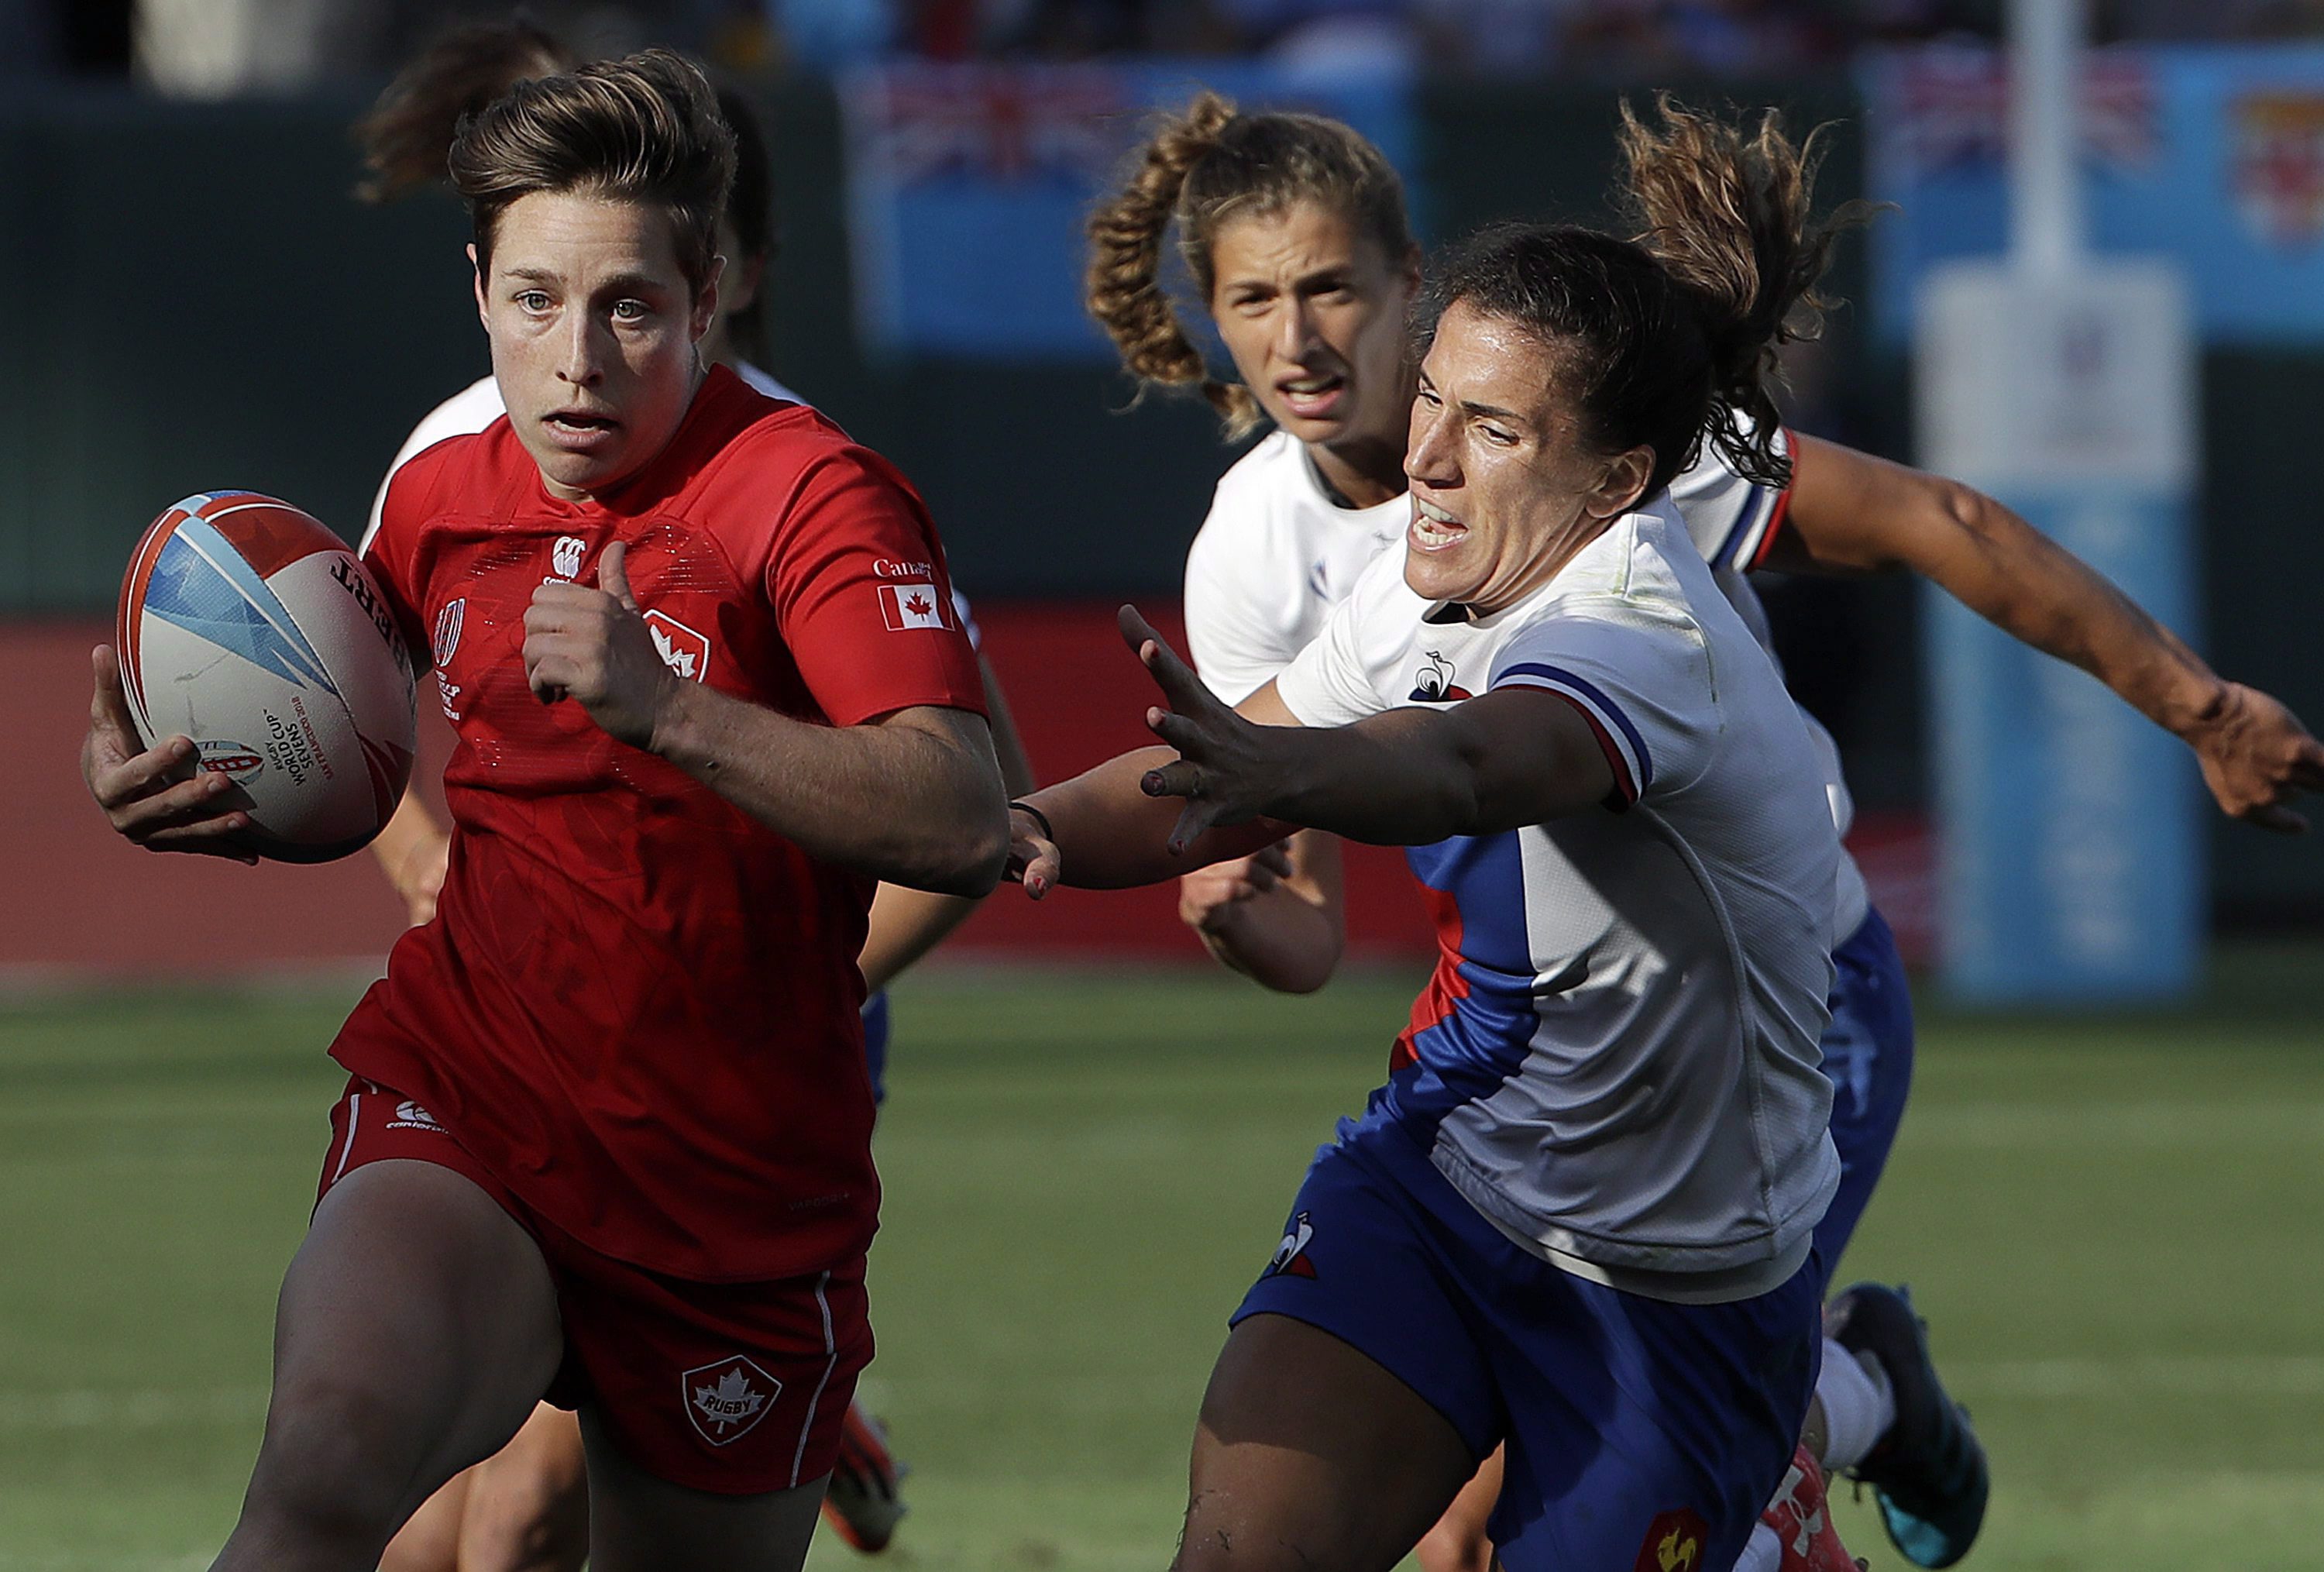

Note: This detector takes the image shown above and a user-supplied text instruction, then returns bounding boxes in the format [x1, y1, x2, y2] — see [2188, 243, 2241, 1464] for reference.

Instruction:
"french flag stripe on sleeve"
[1494, 662, 1652, 804]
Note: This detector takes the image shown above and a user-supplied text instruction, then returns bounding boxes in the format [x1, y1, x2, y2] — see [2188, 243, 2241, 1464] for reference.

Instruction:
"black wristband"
[1009, 800, 1055, 843]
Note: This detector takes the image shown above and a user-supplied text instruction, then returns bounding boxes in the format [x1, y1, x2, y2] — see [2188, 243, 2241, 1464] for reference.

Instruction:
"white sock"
[1817, 1333, 1896, 1472]
[1733, 1521, 1783, 1572]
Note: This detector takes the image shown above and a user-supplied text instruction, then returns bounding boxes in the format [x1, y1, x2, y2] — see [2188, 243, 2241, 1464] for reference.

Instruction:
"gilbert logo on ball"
[118, 491, 417, 863]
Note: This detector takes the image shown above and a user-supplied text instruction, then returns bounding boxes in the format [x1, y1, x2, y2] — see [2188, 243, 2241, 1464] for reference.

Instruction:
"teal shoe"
[1825, 1283, 1989, 1568]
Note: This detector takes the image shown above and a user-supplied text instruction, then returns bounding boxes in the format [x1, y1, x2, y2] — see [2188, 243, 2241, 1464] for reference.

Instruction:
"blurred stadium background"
[2, 1, 2320, 1567]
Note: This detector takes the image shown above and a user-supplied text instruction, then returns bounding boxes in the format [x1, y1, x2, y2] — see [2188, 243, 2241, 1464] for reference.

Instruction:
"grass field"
[2, 949, 2319, 1571]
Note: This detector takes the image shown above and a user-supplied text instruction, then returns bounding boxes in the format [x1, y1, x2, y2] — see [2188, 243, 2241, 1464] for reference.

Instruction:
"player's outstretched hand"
[1008, 803, 1061, 899]
[2185, 682, 2324, 834]
[80, 645, 258, 862]
[522, 542, 679, 751]
[1179, 844, 1297, 934]
[1122, 606, 1279, 855]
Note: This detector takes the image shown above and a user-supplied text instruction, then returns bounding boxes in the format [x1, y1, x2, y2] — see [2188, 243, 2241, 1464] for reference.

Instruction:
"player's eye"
[1478, 423, 1518, 448]
[611, 299, 650, 322]
[1416, 387, 1442, 409]
[515, 291, 553, 313]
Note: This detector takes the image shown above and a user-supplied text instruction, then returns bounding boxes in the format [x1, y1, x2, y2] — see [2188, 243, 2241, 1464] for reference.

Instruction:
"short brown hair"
[449, 48, 736, 298]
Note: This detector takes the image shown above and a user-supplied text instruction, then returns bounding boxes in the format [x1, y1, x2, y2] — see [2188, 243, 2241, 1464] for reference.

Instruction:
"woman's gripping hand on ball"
[81, 645, 258, 863]
[522, 542, 680, 751]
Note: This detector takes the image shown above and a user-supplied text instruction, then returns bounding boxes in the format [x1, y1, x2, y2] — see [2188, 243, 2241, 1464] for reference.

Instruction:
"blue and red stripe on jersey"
[1490, 662, 1652, 807]
[1378, 832, 1544, 1145]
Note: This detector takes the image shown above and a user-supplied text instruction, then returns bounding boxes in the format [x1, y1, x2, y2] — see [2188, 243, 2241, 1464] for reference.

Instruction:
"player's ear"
[1583, 444, 1653, 522]
[691, 256, 725, 345]
[469, 245, 488, 332]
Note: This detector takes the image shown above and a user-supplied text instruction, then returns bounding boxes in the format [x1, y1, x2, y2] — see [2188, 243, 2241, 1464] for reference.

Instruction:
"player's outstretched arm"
[81, 645, 258, 863]
[1015, 611, 1614, 896]
[523, 544, 1009, 897]
[1772, 434, 2324, 831]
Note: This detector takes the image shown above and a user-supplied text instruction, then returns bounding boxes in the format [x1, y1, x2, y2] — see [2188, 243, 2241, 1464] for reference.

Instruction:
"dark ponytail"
[1086, 91, 1414, 441]
[1618, 95, 1869, 486]
[1423, 96, 1870, 494]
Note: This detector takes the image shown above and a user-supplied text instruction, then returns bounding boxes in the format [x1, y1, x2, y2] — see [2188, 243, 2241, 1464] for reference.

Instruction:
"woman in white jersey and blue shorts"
[1080, 91, 2324, 1572]
[1012, 100, 1853, 1569]
[351, 24, 1034, 1567]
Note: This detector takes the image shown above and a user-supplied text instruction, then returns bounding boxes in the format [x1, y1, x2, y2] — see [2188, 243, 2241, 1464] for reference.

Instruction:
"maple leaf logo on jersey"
[1264, 1212, 1318, 1279]
[643, 611, 712, 683]
[683, 1355, 781, 1446]
[878, 581, 950, 631]
[1408, 652, 1471, 703]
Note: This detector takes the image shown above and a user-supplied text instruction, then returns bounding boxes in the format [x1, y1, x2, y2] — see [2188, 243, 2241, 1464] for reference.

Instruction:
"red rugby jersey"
[336, 366, 986, 1281]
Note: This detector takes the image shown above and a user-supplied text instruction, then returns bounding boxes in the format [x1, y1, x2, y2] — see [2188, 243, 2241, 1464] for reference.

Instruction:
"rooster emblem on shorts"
[1266, 1212, 1318, 1279]
[1408, 652, 1472, 703]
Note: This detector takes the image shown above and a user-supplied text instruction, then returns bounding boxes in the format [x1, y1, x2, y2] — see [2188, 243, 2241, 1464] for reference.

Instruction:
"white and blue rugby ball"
[116, 491, 417, 862]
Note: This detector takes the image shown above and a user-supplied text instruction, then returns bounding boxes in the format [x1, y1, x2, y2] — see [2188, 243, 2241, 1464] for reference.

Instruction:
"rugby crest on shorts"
[684, 1354, 782, 1446]
[1634, 1507, 1710, 1572]
[1264, 1212, 1318, 1279]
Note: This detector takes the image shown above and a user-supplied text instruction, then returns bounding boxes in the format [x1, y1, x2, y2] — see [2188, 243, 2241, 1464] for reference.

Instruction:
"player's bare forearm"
[368, 792, 449, 927]
[653, 685, 1009, 897]
[859, 882, 980, 994]
[851, 659, 1028, 990]
[1779, 435, 2223, 732]
[1779, 435, 2324, 827]
[1020, 747, 1290, 889]
[1222, 699, 1612, 847]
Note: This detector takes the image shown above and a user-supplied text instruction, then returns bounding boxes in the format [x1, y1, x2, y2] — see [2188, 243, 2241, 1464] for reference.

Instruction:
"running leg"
[1174, 1312, 1478, 1572]
[212, 1159, 564, 1572]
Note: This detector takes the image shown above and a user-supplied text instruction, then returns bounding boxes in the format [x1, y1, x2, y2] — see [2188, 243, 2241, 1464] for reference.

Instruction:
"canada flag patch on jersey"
[878, 582, 951, 631]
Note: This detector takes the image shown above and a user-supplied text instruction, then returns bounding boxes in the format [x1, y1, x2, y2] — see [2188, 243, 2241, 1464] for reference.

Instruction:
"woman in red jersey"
[349, 26, 1032, 1568]
[82, 51, 1007, 1571]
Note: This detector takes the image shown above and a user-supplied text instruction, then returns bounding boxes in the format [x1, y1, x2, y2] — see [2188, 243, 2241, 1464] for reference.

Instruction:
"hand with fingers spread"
[2182, 682, 2324, 834]
[80, 645, 259, 863]
[1120, 605, 1291, 855]
[521, 540, 681, 751]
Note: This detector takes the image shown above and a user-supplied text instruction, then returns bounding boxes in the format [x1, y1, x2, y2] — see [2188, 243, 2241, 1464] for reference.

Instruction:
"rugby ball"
[116, 491, 416, 863]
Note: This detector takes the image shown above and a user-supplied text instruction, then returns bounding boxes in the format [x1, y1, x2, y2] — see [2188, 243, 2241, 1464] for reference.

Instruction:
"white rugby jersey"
[1276, 499, 1842, 1302]
[1184, 423, 1868, 935]
[361, 365, 980, 646]
[1183, 432, 1408, 707]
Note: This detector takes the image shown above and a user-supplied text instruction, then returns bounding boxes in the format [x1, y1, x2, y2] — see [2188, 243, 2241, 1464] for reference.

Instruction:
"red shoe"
[820, 1400, 907, 1553]
[1763, 1444, 1865, 1571]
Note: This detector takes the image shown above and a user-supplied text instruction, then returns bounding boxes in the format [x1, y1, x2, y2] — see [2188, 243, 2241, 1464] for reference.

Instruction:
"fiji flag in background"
[841, 59, 1418, 360]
